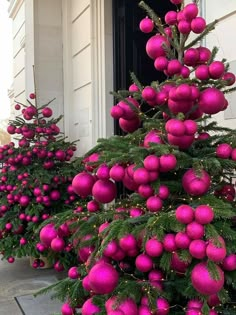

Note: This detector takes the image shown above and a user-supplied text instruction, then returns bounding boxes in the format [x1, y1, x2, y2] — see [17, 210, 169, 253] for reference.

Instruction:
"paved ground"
[0, 257, 64, 315]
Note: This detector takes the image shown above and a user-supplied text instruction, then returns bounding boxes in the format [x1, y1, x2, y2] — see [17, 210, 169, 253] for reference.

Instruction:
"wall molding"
[8, 0, 24, 19]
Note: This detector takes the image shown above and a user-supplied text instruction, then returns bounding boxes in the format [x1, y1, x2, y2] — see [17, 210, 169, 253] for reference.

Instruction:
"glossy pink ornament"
[61, 303, 75, 315]
[159, 154, 177, 172]
[184, 48, 199, 66]
[195, 205, 214, 224]
[108, 310, 125, 315]
[191, 17, 206, 34]
[119, 117, 141, 133]
[51, 237, 65, 252]
[40, 224, 58, 246]
[222, 72, 236, 86]
[110, 164, 125, 181]
[156, 297, 170, 315]
[222, 254, 236, 271]
[143, 130, 163, 147]
[154, 57, 169, 71]
[133, 167, 150, 185]
[96, 164, 110, 180]
[207, 294, 221, 307]
[138, 305, 152, 315]
[146, 35, 170, 60]
[146, 195, 163, 212]
[163, 233, 177, 252]
[129, 83, 139, 92]
[167, 59, 182, 75]
[19, 195, 30, 207]
[195, 65, 209, 80]
[139, 17, 154, 33]
[206, 238, 226, 262]
[82, 298, 100, 315]
[110, 106, 124, 119]
[142, 86, 156, 101]
[199, 87, 225, 114]
[191, 262, 224, 295]
[138, 184, 154, 198]
[165, 11, 177, 25]
[186, 221, 204, 239]
[87, 200, 100, 212]
[145, 238, 163, 257]
[189, 239, 207, 259]
[182, 168, 211, 196]
[197, 46, 212, 64]
[167, 134, 194, 150]
[187, 299, 203, 310]
[92, 179, 116, 203]
[118, 98, 139, 120]
[158, 185, 170, 200]
[119, 234, 137, 252]
[106, 297, 138, 315]
[165, 118, 185, 136]
[178, 20, 191, 34]
[209, 61, 225, 79]
[68, 266, 80, 279]
[175, 204, 195, 224]
[103, 240, 119, 257]
[171, 252, 190, 273]
[175, 232, 191, 249]
[88, 263, 119, 294]
[143, 155, 160, 171]
[72, 172, 95, 198]
[135, 253, 153, 272]
[216, 143, 232, 159]
[183, 3, 198, 20]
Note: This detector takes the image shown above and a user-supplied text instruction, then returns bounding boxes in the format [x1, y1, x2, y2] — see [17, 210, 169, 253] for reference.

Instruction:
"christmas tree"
[0, 93, 81, 268]
[39, 1, 236, 314]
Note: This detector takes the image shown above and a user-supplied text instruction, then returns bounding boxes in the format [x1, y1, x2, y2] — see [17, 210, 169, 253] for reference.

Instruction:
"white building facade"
[8, 0, 236, 156]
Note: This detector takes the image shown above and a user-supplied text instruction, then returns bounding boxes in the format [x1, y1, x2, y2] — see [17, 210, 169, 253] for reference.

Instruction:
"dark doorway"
[112, 0, 178, 134]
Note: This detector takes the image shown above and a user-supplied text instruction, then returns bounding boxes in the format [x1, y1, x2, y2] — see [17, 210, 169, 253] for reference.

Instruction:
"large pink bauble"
[163, 234, 177, 252]
[143, 130, 163, 147]
[146, 35, 170, 60]
[182, 169, 211, 196]
[133, 167, 150, 185]
[119, 234, 137, 252]
[195, 205, 214, 224]
[50, 237, 65, 252]
[88, 263, 119, 294]
[222, 254, 236, 271]
[103, 240, 119, 257]
[216, 143, 232, 159]
[175, 232, 191, 249]
[142, 86, 156, 101]
[186, 221, 204, 240]
[110, 164, 125, 181]
[72, 172, 95, 198]
[176, 84, 192, 100]
[178, 20, 191, 34]
[191, 262, 224, 295]
[82, 298, 100, 315]
[19, 195, 30, 207]
[145, 238, 163, 257]
[206, 238, 226, 262]
[61, 303, 75, 315]
[175, 204, 194, 224]
[199, 88, 225, 115]
[106, 297, 138, 315]
[171, 252, 190, 273]
[135, 254, 153, 272]
[119, 117, 141, 133]
[156, 298, 170, 315]
[139, 17, 154, 33]
[143, 155, 159, 171]
[189, 239, 206, 259]
[92, 179, 116, 203]
[146, 196, 163, 212]
[209, 61, 225, 79]
[40, 224, 58, 246]
[159, 154, 177, 172]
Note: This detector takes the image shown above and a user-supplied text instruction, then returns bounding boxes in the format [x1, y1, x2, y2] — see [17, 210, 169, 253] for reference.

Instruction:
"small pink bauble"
[145, 238, 163, 257]
[165, 11, 177, 25]
[165, 118, 185, 136]
[135, 254, 153, 272]
[183, 120, 198, 135]
[82, 298, 100, 315]
[222, 72, 236, 86]
[118, 98, 139, 120]
[207, 294, 221, 307]
[167, 134, 194, 150]
[144, 155, 160, 171]
[156, 297, 170, 315]
[168, 99, 193, 115]
[194, 205, 214, 224]
[61, 303, 75, 315]
[182, 169, 211, 196]
[222, 254, 236, 271]
[175, 232, 191, 249]
[167, 59, 182, 75]
[103, 240, 119, 257]
[191, 262, 224, 295]
[68, 266, 79, 279]
[51, 237, 65, 252]
[154, 57, 169, 71]
[133, 167, 150, 185]
[199, 87, 225, 115]
[181, 66, 191, 78]
[92, 179, 116, 203]
[40, 224, 58, 246]
[186, 221, 204, 239]
[187, 299, 203, 310]
[197, 46, 212, 64]
[110, 164, 125, 181]
[88, 262, 119, 294]
[129, 83, 139, 92]
[183, 3, 198, 20]
[110, 105, 124, 119]
[87, 200, 100, 212]
[171, 252, 190, 273]
[158, 185, 170, 200]
[106, 297, 138, 315]
[216, 143, 232, 159]
[163, 233, 177, 252]
[96, 164, 110, 180]
[139, 17, 154, 33]
[138, 184, 154, 198]
[159, 154, 177, 172]
[178, 20, 191, 34]
[191, 17, 206, 34]
[209, 61, 225, 79]
[206, 238, 226, 262]
[175, 204, 195, 224]
[119, 117, 141, 133]
[184, 48, 199, 66]
[143, 130, 163, 147]
[146, 196, 163, 212]
[195, 65, 209, 80]
[108, 310, 125, 315]
[142, 86, 156, 101]
[138, 305, 152, 315]
[72, 172, 95, 198]
[189, 239, 206, 259]
[119, 234, 137, 252]
[146, 35, 170, 60]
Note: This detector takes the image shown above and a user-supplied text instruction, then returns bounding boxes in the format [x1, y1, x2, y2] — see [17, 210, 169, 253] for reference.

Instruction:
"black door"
[112, 0, 177, 134]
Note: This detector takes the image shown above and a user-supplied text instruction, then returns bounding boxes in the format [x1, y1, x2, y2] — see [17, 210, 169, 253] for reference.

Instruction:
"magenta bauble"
[168, 99, 193, 115]
[154, 56, 168, 71]
[139, 17, 154, 33]
[186, 221, 204, 239]
[156, 298, 170, 315]
[50, 190, 60, 201]
[171, 252, 190, 273]
[106, 297, 138, 315]
[195, 205, 214, 224]
[103, 240, 119, 257]
[123, 170, 139, 191]
[143, 130, 163, 147]
[216, 143, 232, 159]
[182, 168, 211, 196]
[163, 234, 177, 252]
[145, 238, 163, 257]
[191, 17, 206, 34]
[96, 164, 110, 180]
[159, 154, 177, 172]
[191, 262, 224, 295]
[129, 83, 139, 92]
[183, 3, 198, 20]
[167, 59, 182, 75]
[87, 200, 100, 212]
[184, 48, 199, 66]
[165, 11, 177, 25]
[158, 185, 170, 200]
[143, 155, 160, 171]
[88, 263, 119, 294]
[175, 232, 191, 249]
[178, 20, 191, 34]
[119, 234, 137, 252]
[187, 299, 203, 310]
[61, 303, 75, 315]
[19, 195, 30, 207]
[199, 87, 225, 115]
[72, 172, 95, 198]
[109, 164, 125, 181]
[118, 98, 139, 120]
[133, 167, 150, 185]
[138, 184, 154, 198]
[195, 65, 209, 80]
[40, 224, 58, 246]
[119, 117, 141, 133]
[146, 195, 163, 212]
[68, 266, 80, 279]
[146, 35, 170, 60]
[185, 309, 202, 315]
[42, 107, 53, 117]
[108, 310, 125, 315]
[189, 239, 206, 259]
[92, 179, 117, 203]
[170, 0, 182, 4]
[81, 298, 100, 315]
[209, 61, 225, 79]
[183, 120, 198, 135]
[222, 72, 236, 85]
[135, 254, 153, 272]
[50, 237, 65, 252]
[142, 86, 156, 101]
[206, 238, 226, 262]
[165, 119, 185, 136]
[175, 204, 194, 224]
[167, 134, 194, 150]
[222, 254, 236, 271]
[110, 106, 124, 119]
[138, 305, 152, 315]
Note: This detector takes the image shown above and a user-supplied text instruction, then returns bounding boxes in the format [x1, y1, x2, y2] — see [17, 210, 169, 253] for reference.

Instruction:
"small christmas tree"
[39, 1, 236, 314]
[0, 93, 81, 267]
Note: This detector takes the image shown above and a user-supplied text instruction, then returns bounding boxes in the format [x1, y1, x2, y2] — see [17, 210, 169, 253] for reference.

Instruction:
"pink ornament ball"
[175, 204, 195, 224]
[72, 172, 95, 198]
[142, 86, 156, 101]
[197, 46, 212, 64]
[175, 232, 191, 249]
[184, 48, 199, 66]
[183, 3, 198, 20]
[92, 179, 116, 203]
[103, 240, 118, 257]
[187, 299, 203, 310]
[106, 297, 138, 315]
[135, 254, 153, 272]
[159, 154, 177, 172]
[146, 35, 170, 60]
[195, 205, 214, 224]
[165, 11, 177, 25]
[119, 234, 137, 252]
[61, 303, 75, 315]
[68, 266, 80, 279]
[82, 298, 101, 315]
[171, 252, 190, 273]
[222, 72, 236, 86]
[50, 237, 65, 252]
[88, 263, 119, 294]
[191, 262, 224, 295]
[185, 309, 202, 315]
[207, 294, 221, 307]
[146, 195, 163, 212]
[129, 83, 140, 92]
[133, 167, 150, 185]
[186, 221, 204, 240]
[178, 20, 191, 34]
[118, 97, 139, 120]
[189, 239, 206, 259]
[144, 155, 160, 171]
[222, 254, 236, 271]
[216, 143, 232, 159]
[182, 168, 211, 196]
[206, 238, 226, 262]
[154, 57, 169, 71]
[184, 120, 198, 135]
[143, 130, 163, 147]
[40, 224, 58, 247]
[167, 59, 182, 75]
[138, 305, 152, 315]
[19, 195, 30, 207]
[87, 200, 100, 212]
[42, 107, 53, 117]
[156, 297, 170, 315]
[165, 118, 185, 136]
[158, 185, 170, 200]
[209, 61, 225, 79]
[191, 17, 206, 34]
[199, 87, 225, 114]
[195, 65, 209, 80]
[139, 17, 154, 33]
[110, 105, 124, 119]
[181, 66, 191, 78]
[96, 164, 110, 180]
[108, 310, 125, 315]
[138, 184, 154, 198]
[110, 164, 125, 181]
[119, 117, 141, 133]
[163, 233, 177, 252]
[145, 238, 163, 257]
[170, 0, 182, 4]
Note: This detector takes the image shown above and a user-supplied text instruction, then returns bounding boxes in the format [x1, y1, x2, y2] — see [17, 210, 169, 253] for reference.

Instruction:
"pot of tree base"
[29, 255, 53, 269]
